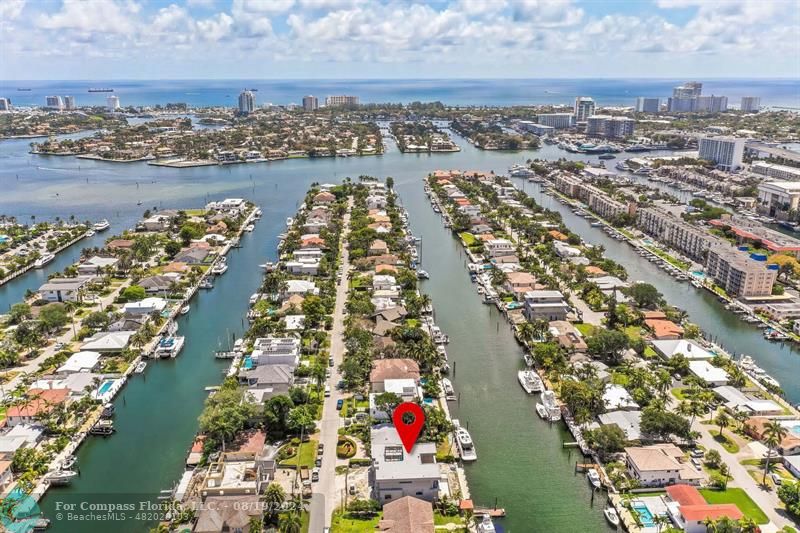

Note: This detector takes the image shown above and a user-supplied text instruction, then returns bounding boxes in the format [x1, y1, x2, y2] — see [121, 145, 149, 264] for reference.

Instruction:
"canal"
[0, 124, 796, 531]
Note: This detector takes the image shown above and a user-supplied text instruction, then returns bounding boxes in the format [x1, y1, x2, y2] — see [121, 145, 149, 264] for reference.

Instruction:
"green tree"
[8, 303, 32, 325]
[39, 303, 69, 333]
[586, 329, 630, 365]
[121, 285, 146, 301]
[778, 481, 800, 520]
[624, 282, 664, 309]
[264, 483, 286, 525]
[584, 424, 627, 460]
[164, 240, 182, 258]
[763, 420, 788, 485]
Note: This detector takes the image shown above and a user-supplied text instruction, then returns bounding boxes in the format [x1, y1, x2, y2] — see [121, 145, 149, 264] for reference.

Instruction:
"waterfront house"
[598, 410, 642, 441]
[313, 191, 336, 204]
[122, 297, 167, 316]
[300, 234, 326, 249]
[502, 272, 538, 296]
[624, 444, 704, 487]
[251, 337, 300, 367]
[283, 315, 305, 331]
[81, 331, 135, 353]
[712, 386, 783, 416]
[238, 364, 294, 391]
[651, 339, 714, 361]
[370, 425, 440, 505]
[193, 495, 262, 533]
[378, 496, 435, 533]
[664, 484, 743, 533]
[37, 276, 94, 303]
[373, 274, 398, 291]
[369, 239, 389, 256]
[485, 239, 515, 257]
[0, 425, 44, 458]
[688, 360, 729, 386]
[200, 454, 270, 497]
[284, 279, 319, 297]
[174, 248, 210, 264]
[162, 261, 189, 273]
[549, 320, 588, 352]
[138, 275, 177, 294]
[285, 257, 321, 275]
[523, 290, 570, 322]
[370, 359, 420, 392]
[107, 239, 134, 250]
[553, 241, 582, 258]
[142, 214, 172, 231]
[369, 222, 392, 234]
[644, 319, 684, 340]
[602, 384, 639, 411]
[77, 255, 119, 275]
[5, 388, 70, 427]
[370, 379, 422, 420]
[56, 351, 101, 375]
[745, 417, 800, 456]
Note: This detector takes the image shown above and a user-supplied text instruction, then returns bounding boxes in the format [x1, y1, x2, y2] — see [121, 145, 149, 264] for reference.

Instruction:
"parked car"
[315, 458, 322, 468]
[324, 384, 331, 397]
[336, 399, 344, 410]
[771, 473, 783, 486]
[349, 484, 356, 495]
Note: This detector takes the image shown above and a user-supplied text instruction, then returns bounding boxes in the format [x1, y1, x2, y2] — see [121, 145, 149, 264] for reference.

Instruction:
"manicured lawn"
[643, 346, 658, 358]
[340, 397, 369, 418]
[699, 488, 769, 524]
[331, 512, 381, 532]
[434, 512, 466, 528]
[575, 323, 595, 336]
[709, 430, 740, 454]
[459, 232, 476, 245]
[671, 387, 688, 400]
[623, 325, 642, 341]
[279, 440, 318, 468]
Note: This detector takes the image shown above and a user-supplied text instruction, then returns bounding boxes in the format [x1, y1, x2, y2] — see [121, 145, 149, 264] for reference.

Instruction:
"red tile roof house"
[313, 191, 336, 204]
[6, 388, 70, 427]
[644, 319, 685, 340]
[665, 484, 743, 532]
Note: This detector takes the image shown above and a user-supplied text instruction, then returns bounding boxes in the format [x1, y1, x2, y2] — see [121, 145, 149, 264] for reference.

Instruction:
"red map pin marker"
[393, 402, 425, 453]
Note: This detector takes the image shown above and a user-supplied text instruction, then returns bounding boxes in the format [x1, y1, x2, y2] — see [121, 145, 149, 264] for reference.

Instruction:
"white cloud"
[0, 0, 26, 20]
[186, 0, 216, 6]
[35, 0, 140, 35]
[196, 12, 234, 41]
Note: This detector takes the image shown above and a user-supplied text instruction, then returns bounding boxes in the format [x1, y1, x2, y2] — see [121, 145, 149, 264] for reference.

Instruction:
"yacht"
[508, 164, 536, 177]
[44, 470, 78, 486]
[540, 390, 561, 421]
[517, 370, 543, 394]
[34, 253, 55, 268]
[442, 378, 456, 401]
[476, 514, 496, 533]
[93, 219, 110, 232]
[211, 263, 228, 275]
[587, 469, 602, 489]
[134, 361, 147, 373]
[604, 507, 620, 528]
[155, 336, 185, 358]
[180, 305, 190, 315]
[454, 423, 477, 461]
[89, 420, 115, 435]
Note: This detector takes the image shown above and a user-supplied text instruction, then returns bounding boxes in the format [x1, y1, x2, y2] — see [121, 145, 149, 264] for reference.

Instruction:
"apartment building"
[537, 113, 574, 129]
[757, 181, 800, 219]
[635, 97, 660, 113]
[751, 161, 800, 181]
[705, 246, 777, 298]
[698, 136, 744, 171]
[325, 95, 359, 107]
[585, 116, 635, 139]
[636, 206, 721, 262]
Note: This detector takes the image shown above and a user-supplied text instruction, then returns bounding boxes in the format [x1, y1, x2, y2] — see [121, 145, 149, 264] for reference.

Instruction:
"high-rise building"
[106, 95, 120, 111]
[0, 98, 10, 111]
[325, 95, 359, 107]
[585, 116, 635, 139]
[45, 96, 64, 110]
[667, 96, 696, 112]
[695, 95, 728, 113]
[635, 97, 660, 113]
[63, 96, 76, 110]
[302, 95, 319, 111]
[698, 136, 744, 171]
[238, 90, 256, 114]
[672, 81, 702, 98]
[536, 113, 574, 129]
[573, 97, 595, 122]
[740, 97, 761, 112]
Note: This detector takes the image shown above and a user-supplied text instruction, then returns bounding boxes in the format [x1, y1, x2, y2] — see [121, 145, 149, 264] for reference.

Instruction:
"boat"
[180, 305, 190, 315]
[476, 514, 496, 533]
[89, 420, 114, 436]
[253, 208, 262, 219]
[417, 269, 430, 279]
[93, 219, 110, 231]
[249, 293, 260, 305]
[536, 403, 549, 419]
[85, 230, 95, 237]
[523, 354, 534, 367]
[211, 263, 228, 275]
[453, 422, 477, 462]
[517, 370, 543, 394]
[244, 224, 255, 232]
[509, 164, 536, 177]
[101, 403, 115, 418]
[134, 361, 147, 373]
[442, 378, 456, 401]
[541, 390, 561, 421]
[604, 507, 620, 528]
[199, 278, 214, 289]
[587, 469, 602, 489]
[598, 154, 616, 160]
[156, 336, 185, 358]
[44, 470, 78, 485]
[34, 253, 55, 268]
[62, 455, 77, 470]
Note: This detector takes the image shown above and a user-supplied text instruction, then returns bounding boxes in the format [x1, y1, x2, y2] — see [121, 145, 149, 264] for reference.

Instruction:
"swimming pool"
[631, 502, 656, 528]
[97, 380, 114, 395]
[780, 419, 800, 437]
[243, 356, 253, 370]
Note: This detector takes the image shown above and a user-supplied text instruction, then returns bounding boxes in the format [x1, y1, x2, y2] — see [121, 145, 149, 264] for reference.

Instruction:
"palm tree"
[653, 514, 670, 533]
[762, 420, 788, 485]
[738, 517, 758, 533]
[714, 409, 730, 439]
[263, 483, 286, 525]
[279, 510, 302, 533]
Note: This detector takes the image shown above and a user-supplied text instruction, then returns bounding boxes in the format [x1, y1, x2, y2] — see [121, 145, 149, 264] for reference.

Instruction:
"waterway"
[1, 124, 797, 531]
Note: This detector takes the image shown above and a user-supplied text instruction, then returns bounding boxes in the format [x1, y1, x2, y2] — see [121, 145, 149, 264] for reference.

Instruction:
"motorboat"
[199, 278, 213, 289]
[134, 361, 147, 373]
[155, 336, 185, 358]
[244, 224, 255, 232]
[523, 354, 534, 367]
[541, 390, 562, 421]
[93, 219, 110, 232]
[517, 370, 543, 394]
[604, 506, 620, 528]
[34, 253, 55, 268]
[286, 217, 294, 227]
[211, 263, 228, 275]
[62, 455, 77, 470]
[587, 469, 602, 489]
[253, 208, 262, 219]
[90, 420, 115, 436]
[454, 423, 477, 462]
[536, 403, 549, 420]
[101, 403, 115, 418]
[45, 470, 78, 486]
[417, 269, 430, 279]
[85, 230, 95, 237]
[180, 305, 190, 315]
[442, 378, 456, 401]
[249, 293, 260, 306]
[476, 514, 496, 533]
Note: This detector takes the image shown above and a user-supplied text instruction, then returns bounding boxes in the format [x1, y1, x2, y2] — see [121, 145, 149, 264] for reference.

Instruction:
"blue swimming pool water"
[243, 356, 253, 370]
[692, 270, 706, 278]
[632, 503, 655, 528]
[97, 380, 114, 395]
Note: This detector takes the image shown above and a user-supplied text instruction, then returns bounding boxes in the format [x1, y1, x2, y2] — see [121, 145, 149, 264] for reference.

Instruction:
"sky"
[1, 0, 799, 80]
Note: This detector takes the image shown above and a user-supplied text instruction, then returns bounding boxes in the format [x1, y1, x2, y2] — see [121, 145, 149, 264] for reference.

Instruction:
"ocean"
[2, 78, 799, 108]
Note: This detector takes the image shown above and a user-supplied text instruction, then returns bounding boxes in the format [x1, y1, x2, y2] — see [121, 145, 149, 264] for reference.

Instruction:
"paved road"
[309, 197, 352, 532]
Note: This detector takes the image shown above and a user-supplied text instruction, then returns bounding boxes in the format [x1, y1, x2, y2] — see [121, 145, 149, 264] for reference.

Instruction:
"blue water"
[2, 79, 799, 108]
[243, 355, 253, 370]
[97, 380, 113, 395]
[632, 502, 656, 528]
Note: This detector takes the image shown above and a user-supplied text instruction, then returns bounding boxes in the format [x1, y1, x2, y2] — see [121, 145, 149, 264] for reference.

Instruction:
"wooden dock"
[474, 507, 506, 518]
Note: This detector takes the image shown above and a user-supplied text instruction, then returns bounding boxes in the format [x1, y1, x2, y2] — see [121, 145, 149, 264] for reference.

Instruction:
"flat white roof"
[689, 360, 730, 383]
[57, 351, 101, 373]
[651, 339, 713, 360]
